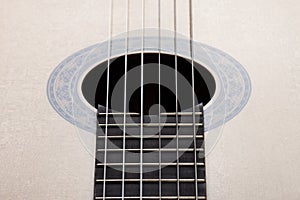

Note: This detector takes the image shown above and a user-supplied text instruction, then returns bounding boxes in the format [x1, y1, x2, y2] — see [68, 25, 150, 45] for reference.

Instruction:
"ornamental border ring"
[47, 29, 251, 133]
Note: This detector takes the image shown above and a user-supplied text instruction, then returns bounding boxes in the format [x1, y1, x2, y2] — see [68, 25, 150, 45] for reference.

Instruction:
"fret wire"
[95, 196, 206, 199]
[101, 0, 114, 198]
[97, 148, 204, 152]
[98, 135, 204, 139]
[98, 112, 140, 115]
[98, 123, 203, 126]
[160, 112, 202, 116]
[158, 0, 162, 199]
[96, 162, 205, 166]
[98, 111, 202, 116]
[96, 178, 205, 182]
[122, 0, 130, 199]
[140, 0, 145, 199]
[173, 0, 180, 198]
[188, 0, 199, 198]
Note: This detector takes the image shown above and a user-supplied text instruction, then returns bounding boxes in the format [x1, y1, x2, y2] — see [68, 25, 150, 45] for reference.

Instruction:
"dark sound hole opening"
[82, 53, 216, 115]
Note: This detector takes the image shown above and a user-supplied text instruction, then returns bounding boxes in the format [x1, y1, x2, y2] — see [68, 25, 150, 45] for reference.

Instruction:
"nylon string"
[103, 0, 113, 198]
[140, 0, 145, 199]
[121, 0, 129, 199]
[188, 0, 199, 198]
[158, 0, 162, 199]
[173, 0, 180, 198]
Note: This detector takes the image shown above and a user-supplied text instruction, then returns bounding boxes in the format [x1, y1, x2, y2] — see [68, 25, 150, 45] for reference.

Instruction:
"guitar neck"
[94, 105, 206, 199]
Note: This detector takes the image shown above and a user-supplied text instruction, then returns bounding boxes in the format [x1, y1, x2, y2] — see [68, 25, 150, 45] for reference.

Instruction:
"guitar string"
[121, 0, 129, 199]
[140, 0, 145, 199]
[103, 0, 113, 198]
[99, 1, 203, 199]
[189, 0, 199, 198]
[158, 0, 162, 199]
[173, 0, 180, 198]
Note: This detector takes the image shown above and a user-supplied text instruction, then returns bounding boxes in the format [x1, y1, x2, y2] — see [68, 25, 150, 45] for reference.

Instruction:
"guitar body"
[1, 0, 299, 200]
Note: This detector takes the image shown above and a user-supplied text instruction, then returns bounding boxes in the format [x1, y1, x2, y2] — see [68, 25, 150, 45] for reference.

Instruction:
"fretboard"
[94, 105, 206, 199]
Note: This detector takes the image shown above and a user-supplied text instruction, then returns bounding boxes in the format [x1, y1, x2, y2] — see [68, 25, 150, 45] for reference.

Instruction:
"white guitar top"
[0, 0, 299, 199]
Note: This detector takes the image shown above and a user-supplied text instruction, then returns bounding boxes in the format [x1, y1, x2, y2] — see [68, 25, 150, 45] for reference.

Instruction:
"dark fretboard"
[94, 105, 206, 199]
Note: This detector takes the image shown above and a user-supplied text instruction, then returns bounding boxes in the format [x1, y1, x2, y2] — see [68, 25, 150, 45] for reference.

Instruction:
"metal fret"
[98, 112, 140, 115]
[98, 123, 203, 127]
[96, 179, 205, 182]
[97, 148, 204, 152]
[96, 162, 205, 166]
[95, 196, 206, 199]
[98, 135, 204, 139]
[98, 112, 202, 116]
[161, 112, 202, 116]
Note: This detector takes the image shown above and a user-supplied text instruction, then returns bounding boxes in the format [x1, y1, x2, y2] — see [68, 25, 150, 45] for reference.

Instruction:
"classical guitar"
[47, 0, 251, 199]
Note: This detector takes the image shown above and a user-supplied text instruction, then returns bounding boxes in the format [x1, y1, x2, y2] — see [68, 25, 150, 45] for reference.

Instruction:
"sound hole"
[82, 53, 215, 115]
